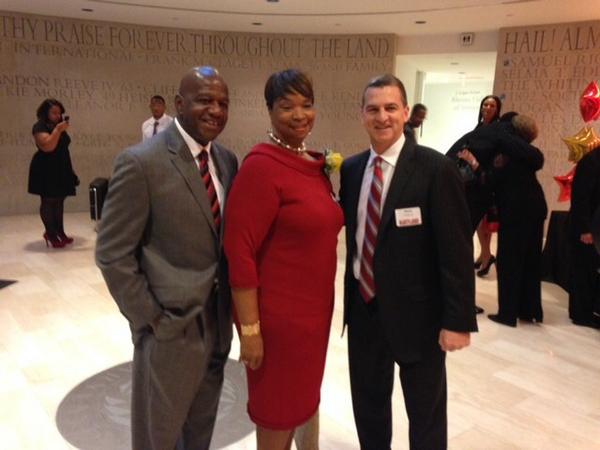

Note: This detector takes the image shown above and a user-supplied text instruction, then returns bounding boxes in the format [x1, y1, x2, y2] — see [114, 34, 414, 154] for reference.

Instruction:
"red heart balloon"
[580, 81, 600, 122]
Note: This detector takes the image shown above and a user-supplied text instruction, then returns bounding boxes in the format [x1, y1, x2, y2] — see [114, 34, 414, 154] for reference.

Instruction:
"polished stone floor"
[1, 213, 599, 449]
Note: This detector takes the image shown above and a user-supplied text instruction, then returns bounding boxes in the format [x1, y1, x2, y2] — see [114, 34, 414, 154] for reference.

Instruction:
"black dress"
[447, 123, 503, 231]
[28, 120, 77, 197]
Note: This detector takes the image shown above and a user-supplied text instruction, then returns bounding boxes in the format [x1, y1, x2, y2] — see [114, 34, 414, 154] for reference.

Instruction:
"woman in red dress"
[224, 69, 343, 449]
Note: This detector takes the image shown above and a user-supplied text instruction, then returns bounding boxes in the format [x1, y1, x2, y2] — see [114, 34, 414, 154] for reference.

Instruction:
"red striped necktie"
[198, 149, 221, 232]
[359, 156, 383, 303]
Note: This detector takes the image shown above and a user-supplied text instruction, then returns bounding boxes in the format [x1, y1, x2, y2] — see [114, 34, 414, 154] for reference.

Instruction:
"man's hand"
[580, 233, 594, 245]
[240, 334, 264, 370]
[439, 329, 470, 352]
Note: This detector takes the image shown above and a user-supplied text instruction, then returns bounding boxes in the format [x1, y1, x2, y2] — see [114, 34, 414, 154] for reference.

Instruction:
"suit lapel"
[345, 151, 370, 255]
[166, 126, 218, 238]
[210, 142, 233, 193]
[378, 139, 418, 237]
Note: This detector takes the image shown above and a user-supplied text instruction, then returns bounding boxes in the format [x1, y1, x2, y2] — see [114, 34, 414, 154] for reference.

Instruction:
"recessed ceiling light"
[335, 23, 341, 26]
[458, 71, 465, 74]
[450, 62, 459, 65]
[415, 20, 426, 24]
[252, 22, 263, 26]
[81, 8, 93, 12]
[267, 0, 279, 2]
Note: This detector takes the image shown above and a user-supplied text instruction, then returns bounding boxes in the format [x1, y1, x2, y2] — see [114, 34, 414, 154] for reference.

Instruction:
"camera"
[64, 115, 70, 122]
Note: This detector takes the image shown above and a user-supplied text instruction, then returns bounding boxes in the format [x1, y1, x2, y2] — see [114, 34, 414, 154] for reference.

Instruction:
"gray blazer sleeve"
[95, 150, 162, 333]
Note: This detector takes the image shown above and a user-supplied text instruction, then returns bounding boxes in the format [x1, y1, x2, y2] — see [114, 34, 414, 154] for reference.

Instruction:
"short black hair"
[264, 69, 314, 111]
[362, 74, 408, 107]
[36, 98, 65, 121]
[150, 95, 166, 104]
[411, 103, 427, 115]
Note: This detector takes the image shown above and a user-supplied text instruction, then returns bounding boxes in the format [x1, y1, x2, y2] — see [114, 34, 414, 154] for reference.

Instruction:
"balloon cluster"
[554, 81, 600, 202]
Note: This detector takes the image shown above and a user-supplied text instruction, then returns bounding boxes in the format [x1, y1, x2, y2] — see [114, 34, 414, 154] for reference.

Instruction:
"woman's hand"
[457, 149, 479, 170]
[55, 120, 69, 133]
[240, 333, 264, 370]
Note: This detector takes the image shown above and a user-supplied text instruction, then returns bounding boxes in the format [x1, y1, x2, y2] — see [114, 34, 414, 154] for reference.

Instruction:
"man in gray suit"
[96, 66, 238, 450]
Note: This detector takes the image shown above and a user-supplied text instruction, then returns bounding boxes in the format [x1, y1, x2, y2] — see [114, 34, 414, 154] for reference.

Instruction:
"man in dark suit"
[96, 66, 238, 449]
[403, 102, 427, 142]
[569, 145, 600, 328]
[339, 74, 477, 450]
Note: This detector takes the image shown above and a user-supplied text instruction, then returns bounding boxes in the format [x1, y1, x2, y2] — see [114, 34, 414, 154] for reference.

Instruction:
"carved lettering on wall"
[0, 11, 394, 215]
[494, 20, 600, 213]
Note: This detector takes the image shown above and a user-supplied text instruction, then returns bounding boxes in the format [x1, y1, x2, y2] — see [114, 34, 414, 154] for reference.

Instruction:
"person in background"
[96, 66, 238, 449]
[404, 103, 427, 142]
[486, 113, 547, 327]
[472, 95, 502, 281]
[141, 94, 173, 141]
[569, 145, 600, 329]
[224, 69, 343, 450]
[28, 98, 79, 248]
[339, 74, 476, 450]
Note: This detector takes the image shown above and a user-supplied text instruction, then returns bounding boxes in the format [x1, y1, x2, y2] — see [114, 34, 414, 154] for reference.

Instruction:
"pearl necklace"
[267, 130, 307, 154]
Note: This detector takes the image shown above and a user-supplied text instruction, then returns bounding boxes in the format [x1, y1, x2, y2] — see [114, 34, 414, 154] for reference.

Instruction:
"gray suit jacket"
[96, 122, 238, 350]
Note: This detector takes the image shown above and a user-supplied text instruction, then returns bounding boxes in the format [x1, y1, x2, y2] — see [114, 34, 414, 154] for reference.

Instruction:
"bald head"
[175, 66, 229, 145]
[178, 66, 223, 93]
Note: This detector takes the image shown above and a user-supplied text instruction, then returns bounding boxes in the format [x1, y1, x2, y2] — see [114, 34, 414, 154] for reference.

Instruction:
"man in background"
[404, 103, 427, 142]
[141, 94, 173, 141]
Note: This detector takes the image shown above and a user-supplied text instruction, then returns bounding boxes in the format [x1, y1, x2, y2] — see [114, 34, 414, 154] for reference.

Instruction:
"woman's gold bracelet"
[240, 320, 261, 336]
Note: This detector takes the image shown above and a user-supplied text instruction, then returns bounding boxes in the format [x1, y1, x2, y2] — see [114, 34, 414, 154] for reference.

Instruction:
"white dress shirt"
[174, 118, 225, 214]
[353, 134, 405, 279]
[142, 114, 173, 142]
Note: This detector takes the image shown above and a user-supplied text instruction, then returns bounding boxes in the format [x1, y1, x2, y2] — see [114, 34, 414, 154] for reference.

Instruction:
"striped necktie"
[152, 121, 159, 136]
[359, 156, 383, 303]
[198, 149, 221, 232]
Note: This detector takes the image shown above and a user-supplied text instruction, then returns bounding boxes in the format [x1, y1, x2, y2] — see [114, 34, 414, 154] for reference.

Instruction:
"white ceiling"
[2, 0, 599, 83]
[3, 0, 600, 35]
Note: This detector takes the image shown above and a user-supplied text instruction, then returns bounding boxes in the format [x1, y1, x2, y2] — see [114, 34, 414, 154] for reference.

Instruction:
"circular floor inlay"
[56, 359, 253, 449]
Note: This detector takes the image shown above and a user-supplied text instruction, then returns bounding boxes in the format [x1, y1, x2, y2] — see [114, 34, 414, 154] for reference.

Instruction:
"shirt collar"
[175, 117, 212, 159]
[368, 134, 405, 168]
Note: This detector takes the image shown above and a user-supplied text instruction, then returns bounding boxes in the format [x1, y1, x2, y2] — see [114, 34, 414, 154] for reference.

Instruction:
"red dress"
[224, 143, 344, 429]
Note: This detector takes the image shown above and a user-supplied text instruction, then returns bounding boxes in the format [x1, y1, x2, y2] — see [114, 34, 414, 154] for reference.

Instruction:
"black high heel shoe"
[474, 258, 483, 269]
[476, 255, 496, 277]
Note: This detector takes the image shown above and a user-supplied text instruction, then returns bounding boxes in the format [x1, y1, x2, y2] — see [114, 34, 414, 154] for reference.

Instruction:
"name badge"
[395, 207, 422, 227]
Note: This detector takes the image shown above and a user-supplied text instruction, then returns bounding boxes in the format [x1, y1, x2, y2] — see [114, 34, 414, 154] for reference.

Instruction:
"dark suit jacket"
[340, 139, 477, 363]
[96, 122, 238, 350]
[570, 147, 600, 241]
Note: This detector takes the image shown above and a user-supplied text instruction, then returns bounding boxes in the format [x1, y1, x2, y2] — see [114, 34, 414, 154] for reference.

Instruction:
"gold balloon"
[563, 126, 600, 163]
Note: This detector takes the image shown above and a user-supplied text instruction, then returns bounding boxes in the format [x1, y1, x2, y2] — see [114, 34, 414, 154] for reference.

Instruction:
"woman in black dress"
[28, 98, 78, 248]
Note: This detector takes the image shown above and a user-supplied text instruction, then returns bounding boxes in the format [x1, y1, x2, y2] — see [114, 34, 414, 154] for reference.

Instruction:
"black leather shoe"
[474, 258, 483, 269]
[572, 318, 600, 329]
[475, 305, 485, 314]
[519, 316, 543, 324]
[488, 314, 516, 327]
[476, 255, 496, 277]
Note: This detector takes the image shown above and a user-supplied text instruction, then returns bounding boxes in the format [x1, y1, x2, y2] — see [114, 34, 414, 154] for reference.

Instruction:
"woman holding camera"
[28, 98, 79, 248]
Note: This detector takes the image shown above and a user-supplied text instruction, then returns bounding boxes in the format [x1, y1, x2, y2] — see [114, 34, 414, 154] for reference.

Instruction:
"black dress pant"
[496, 217, 545, 324]
[347, 287, 447, 450]
[569, 239, 600, 322]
